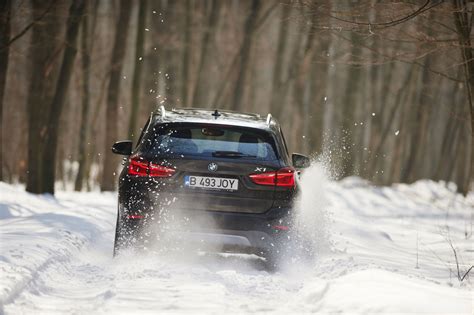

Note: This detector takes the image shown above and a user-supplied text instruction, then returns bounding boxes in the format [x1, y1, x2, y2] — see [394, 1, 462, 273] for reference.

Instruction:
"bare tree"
[181, 0, 192, 107]
[162, 1, 179, 105]
[128, 0, 148, 141]
[452, 0, 473, 195]
[101, 0, 133, 192]
[75, 0, 98, 192]
[269, 0, 290, 118]
[41, 0, 86, 194]
[26, 1, 65, 193]
[143, 1, 163, 111]
[340, 32, 363, 178]
[193, 0, 221, 107]
[0, 0, 11, 181]
[232, 0, 262, 111]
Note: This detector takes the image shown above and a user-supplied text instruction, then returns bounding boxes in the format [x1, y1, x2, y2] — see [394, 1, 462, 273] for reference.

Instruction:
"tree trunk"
[370, 65, 415, 177]
[26, 1, 64, 194]
[340, 31, 363, 178]
[323, 29, 340, 167]
[269, 1, 290, 116]
[181, 0, 191, 107]
[41, 0, 85, 194]
[401, 55, 432, 183]
[193, 0, 220, 107]
[75, 0, 93, 192]
[101, 0, 133, 191]
[435, 77, 462, 181]
[294, 6, 317, 153]
[0, 0, 11, 182]
[163, 1, 179, 105]
[308, 50, 327, 155]
[212, 2, 277, 108]
[128, 0, 147, 141]
[232, 0, 261, 111]
[275, 13, 305, 121]
[144, 0, 163, 111]
[452, 0, 473, 195]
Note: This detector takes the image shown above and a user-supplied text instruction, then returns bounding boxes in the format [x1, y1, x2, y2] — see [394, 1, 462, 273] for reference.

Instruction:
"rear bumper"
[158, 229, 286, 255]
[118, 207, 292, 254]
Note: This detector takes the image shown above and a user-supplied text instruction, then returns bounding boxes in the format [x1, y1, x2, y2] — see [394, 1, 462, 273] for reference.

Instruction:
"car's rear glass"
[140, 124, 278, 161]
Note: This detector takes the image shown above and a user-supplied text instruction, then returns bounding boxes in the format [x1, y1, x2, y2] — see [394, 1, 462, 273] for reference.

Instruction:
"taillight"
[128, 158, 148, 176]
[249, 167, 295, 188]
[249, 172, 276, 186]
[275, 167, 295, 187]
[128, 157, 175, 177]
[127, 215, 144, 219]
[273, 225, 289, 231]
[149, 163, 176, 177]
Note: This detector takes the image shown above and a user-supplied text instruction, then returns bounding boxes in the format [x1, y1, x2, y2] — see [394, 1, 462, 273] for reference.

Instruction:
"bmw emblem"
[208, 163, 218, 172]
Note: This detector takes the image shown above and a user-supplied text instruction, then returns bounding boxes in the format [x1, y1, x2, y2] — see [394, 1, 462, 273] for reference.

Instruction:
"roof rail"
[159, 105, 166, 118]
[266, 113, 272, 126]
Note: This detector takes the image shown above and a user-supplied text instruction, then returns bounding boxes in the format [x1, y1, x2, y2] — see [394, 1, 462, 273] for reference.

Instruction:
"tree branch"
[328, 0, 444, 29]
[1, 0, 57, 51]
[333, 31, 463, 83]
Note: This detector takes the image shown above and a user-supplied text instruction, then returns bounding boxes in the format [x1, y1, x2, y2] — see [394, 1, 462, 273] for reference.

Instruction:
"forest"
[0, 0, 472, 195]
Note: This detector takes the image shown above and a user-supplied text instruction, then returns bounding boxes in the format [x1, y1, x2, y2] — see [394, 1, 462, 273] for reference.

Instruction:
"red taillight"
[127, 215, 144, 219]
[149, 163, 176, 177]
[128, 157, 175, 177]
[249, 172, 276, 186]
[273, 225, 289, 231]
[275, 167, 295, 188]
[249, 167, 295, 188]
[128, 158, 148, 176]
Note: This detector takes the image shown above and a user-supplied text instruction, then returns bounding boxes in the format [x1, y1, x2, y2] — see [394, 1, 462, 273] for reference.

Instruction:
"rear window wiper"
[212, 151, 256, 158]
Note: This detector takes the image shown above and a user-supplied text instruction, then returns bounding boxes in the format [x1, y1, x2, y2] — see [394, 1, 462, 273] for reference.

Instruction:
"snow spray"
[294, 161, 331, 253]
[278, 159, 331, 270]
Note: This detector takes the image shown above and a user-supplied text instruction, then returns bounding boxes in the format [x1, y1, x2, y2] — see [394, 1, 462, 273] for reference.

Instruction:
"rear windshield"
[139, 124, 278, 161]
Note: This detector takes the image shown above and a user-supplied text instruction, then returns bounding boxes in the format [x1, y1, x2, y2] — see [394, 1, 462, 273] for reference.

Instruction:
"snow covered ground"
[0, 165, 473, 314]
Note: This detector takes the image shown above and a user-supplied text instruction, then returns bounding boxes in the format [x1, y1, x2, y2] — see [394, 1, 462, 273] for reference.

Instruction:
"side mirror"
[292, 153, 310, 169]
[112, 140, 133, 155]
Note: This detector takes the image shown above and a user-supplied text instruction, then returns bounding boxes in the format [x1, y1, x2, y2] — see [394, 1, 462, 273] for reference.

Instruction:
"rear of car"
[114, 110, 299, 262]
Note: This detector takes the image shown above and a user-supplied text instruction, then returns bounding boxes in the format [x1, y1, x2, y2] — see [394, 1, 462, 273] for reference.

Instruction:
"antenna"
[266, 113, 272, 125]
[212, 109, 221, 119]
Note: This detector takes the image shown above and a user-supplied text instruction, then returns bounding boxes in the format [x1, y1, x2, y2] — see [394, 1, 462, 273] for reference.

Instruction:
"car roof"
[152, 107, 280, 131]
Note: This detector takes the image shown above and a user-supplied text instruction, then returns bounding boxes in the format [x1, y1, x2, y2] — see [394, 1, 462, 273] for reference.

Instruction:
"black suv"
[111, 107, 310, 264]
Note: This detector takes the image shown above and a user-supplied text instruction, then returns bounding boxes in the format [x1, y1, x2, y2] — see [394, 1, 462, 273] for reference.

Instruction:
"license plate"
[184, 175, 238, 191]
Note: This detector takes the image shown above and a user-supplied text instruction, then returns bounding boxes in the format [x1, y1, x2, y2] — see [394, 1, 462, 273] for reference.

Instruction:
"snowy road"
[1, 166, 473, 314]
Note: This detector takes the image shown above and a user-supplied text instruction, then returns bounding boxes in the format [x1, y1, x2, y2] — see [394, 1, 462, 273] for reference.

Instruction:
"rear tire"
[263, 234, 316, 269]
[263, 250, 281, 271]
[290, 234, 316, 265]
[113, 214, 151, 256]
[113, 215, 138, 256]
[263, 239, 290, 271]
[113, 216, 125, 256]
